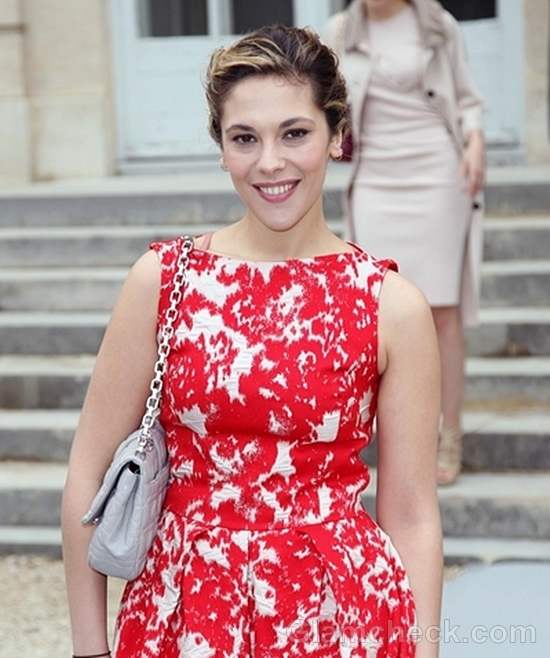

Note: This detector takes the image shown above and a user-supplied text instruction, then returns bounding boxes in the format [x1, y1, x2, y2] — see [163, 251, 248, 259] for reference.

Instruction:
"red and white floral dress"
[112, 233, 417, 657]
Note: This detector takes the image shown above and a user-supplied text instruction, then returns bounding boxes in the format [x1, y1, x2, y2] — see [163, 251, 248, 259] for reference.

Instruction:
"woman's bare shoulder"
[134, 247, 161, 276]
[379, 270, 433, 334]
[114, 250, 161, 310]
[376, 270, 438, 375]
[135, 233, 207, 294]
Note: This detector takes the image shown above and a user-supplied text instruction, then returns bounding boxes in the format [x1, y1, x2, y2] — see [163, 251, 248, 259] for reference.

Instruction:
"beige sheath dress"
[351, 4, 471, 306]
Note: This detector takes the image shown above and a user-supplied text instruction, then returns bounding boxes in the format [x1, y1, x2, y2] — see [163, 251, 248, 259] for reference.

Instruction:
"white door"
[111, 0, 523, 164]
[111, 0, 331, 163]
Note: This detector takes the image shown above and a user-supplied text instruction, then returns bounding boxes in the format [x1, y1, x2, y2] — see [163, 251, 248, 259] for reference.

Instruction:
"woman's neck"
[363, 0, 409, 21]
[218, 209, 344, 261]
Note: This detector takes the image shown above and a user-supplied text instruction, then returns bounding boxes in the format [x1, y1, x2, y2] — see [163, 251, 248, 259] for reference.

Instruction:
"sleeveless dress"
[351, 3, 471, 306]
[111, 233, 417, 658]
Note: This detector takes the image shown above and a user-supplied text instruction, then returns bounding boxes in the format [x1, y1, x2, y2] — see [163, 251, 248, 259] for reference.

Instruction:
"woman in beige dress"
[324, 0, 486, 485]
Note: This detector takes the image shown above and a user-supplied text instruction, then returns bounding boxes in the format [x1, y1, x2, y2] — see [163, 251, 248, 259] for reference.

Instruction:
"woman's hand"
[459, 129, 486, 197]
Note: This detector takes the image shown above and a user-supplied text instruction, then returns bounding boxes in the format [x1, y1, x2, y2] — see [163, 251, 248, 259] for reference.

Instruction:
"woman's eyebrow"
[280, 116, 315, 128]
[225, 116, 315, 133]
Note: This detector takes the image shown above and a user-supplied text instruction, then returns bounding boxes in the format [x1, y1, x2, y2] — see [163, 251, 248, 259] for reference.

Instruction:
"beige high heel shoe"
[437, 426, 463, 486]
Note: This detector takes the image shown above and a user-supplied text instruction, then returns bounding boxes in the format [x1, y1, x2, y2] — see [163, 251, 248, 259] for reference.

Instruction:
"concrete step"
[0, 223, 230, 268]
[483, 217, 550, 261]
[0, 171, 247, 228]
[442, 537, 550, 566]
[0, 410, 78, 461]
[464, 357, 550, 405]
[362, 409, 550, 472]
[1, 260, 548, 311]
[466, 307, 550, 356]
[0, 312, 108, 356]
[0, 461, 66, 526]
[2, 216, 548, 267]
[0, 525, 62, 557]
[484, 165, 550, 215]
[1, 165, 550, 227]
[461, 411, 550, 471]
[1, 307, 549, 357]
[481, 260, 550, 308]
[1, 461, 548, 540]
[3, 408, 548, 471]
[1, 355, 550, 408]
[0, 355, 94, 409]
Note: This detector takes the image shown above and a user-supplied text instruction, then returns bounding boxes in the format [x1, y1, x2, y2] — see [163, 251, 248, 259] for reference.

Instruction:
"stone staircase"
[0, 166, 549, 565]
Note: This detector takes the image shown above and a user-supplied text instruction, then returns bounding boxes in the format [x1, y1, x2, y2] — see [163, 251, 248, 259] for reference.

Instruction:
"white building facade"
[1, 0, 549, 184]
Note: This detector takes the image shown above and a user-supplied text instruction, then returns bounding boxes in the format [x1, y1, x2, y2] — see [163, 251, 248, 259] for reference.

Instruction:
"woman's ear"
[329, 131, 344, 160]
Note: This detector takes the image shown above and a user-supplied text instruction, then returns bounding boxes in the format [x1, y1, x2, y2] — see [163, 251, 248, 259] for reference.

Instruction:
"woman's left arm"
[376, 271, 444, 658]
[445, 14, 486, 197]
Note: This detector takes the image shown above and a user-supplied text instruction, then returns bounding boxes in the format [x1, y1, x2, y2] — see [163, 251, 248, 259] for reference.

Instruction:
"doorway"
[111, 0, 523, 167]
[111, 0, 330, 164]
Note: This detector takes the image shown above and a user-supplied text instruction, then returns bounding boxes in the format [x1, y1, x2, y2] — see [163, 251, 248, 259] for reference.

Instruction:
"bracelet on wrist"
[72, 652, 111, 657]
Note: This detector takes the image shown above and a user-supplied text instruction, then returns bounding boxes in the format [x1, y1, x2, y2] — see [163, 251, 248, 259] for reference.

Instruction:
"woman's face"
[220, 74, 342, 232]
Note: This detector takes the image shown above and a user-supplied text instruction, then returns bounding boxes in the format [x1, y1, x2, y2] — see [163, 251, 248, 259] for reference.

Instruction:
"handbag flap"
[80, 422, 166, 525]
[80, 455, 137, 525]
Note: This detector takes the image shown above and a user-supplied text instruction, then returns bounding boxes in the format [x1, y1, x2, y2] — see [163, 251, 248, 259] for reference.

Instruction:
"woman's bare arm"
[61, 248, 161, 655]
[376, 270, 444, 658]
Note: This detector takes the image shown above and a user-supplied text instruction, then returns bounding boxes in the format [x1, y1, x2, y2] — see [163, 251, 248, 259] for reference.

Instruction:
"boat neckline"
[189, 238, 366, 265]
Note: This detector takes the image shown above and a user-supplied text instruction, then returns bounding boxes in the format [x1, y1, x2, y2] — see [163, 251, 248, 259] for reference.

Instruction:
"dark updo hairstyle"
[204, 23, 349, 148]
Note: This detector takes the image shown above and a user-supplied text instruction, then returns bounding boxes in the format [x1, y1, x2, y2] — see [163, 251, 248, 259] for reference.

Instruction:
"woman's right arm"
[443, 12, 486, 197]
[61, 248, 162, 656]
[376, 270, 443, 657]
[442, 11, 484, 143]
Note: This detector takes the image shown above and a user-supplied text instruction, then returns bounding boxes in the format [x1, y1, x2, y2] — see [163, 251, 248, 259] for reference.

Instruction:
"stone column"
[23, 0, 116, 180]
[523, 0, 550, 164]
[0, 0, 31, 184]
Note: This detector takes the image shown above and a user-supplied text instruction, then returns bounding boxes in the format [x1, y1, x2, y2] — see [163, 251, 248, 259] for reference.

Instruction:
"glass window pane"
[439, 1, 496, 21]
[139, 0, 208, 37]
[230, 0, 294, 34]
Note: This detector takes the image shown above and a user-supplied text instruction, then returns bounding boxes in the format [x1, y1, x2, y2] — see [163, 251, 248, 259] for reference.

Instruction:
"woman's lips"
[253, 180, 300, 204]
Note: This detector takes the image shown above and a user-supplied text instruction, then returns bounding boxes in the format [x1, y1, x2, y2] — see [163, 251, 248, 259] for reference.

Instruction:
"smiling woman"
[63, 22, 442, 658]
[200, 24, 352, 260]
[220, 76, 337, 223]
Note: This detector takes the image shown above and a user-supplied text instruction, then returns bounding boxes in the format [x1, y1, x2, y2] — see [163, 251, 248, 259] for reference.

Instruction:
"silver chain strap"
[134, 234, 195, 460]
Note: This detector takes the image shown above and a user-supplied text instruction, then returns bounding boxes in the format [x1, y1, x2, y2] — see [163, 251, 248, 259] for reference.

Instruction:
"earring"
[331, 150, 343, 161]
[219, 157, 228, 171]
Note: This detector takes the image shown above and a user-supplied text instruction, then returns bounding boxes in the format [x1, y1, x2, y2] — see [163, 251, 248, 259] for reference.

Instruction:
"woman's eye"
[285, 128, 309, 140]
[233, 134, 256, 145]
[232, 129, 309, 145]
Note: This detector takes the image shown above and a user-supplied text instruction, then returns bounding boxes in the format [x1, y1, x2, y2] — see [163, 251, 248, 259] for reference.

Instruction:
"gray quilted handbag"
[80, 234, 195, 581]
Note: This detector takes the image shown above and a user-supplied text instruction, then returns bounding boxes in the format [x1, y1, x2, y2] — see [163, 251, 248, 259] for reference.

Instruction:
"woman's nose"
[257, 143, 285, 174]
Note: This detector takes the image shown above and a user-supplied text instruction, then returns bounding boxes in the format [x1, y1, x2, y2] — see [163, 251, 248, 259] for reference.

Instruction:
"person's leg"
[431, 305, 465, 484]
[432, 305, 464, 427]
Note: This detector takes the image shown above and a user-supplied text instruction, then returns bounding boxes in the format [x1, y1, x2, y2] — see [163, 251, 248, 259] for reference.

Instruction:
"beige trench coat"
[323, 0, 485, 327]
